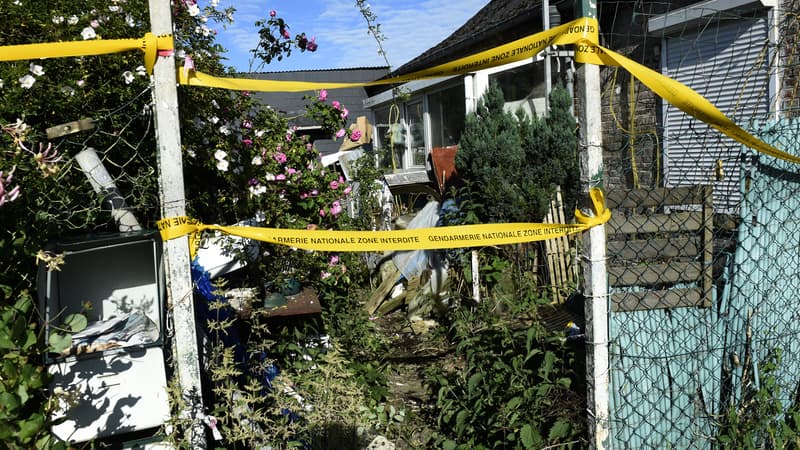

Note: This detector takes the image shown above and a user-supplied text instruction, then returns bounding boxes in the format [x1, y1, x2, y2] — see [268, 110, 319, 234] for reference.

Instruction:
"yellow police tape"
[156, 189, 609, 252]
[0, 33, 173, 75]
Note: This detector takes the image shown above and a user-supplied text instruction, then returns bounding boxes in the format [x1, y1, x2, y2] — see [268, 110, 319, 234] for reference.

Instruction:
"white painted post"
[577, 1, 610, 449]
[147, 0, 206, 447]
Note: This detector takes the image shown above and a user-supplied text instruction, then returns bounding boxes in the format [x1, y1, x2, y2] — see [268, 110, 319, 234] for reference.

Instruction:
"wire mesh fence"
[595, 1, 800, 447]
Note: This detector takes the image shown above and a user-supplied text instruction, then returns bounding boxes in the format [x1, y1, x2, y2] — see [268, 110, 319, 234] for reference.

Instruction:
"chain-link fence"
[592, 1, 800, 447]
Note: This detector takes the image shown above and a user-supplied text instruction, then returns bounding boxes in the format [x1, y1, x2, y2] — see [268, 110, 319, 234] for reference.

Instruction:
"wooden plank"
[605, 186, 705, 209]
[610, 287, 708, 312]
[260, 288, 322, 318]
[607, 236, 702, 260]
[606, 211, 703, 234]
[608, 261, 704, 286]
[544, 194, 559, 301]
[702, 184, 714, 305]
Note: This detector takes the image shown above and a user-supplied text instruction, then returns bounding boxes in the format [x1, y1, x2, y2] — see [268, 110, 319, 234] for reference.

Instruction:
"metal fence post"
[148, 0, 206, 447]
[576, 1, 611, 448]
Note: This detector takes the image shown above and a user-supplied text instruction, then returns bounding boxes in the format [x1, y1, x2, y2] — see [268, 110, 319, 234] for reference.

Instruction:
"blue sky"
[213, 0, 489, 73]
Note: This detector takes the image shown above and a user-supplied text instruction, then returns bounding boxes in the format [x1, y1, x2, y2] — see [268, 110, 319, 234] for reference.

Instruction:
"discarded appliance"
[37, 231, 170, 444]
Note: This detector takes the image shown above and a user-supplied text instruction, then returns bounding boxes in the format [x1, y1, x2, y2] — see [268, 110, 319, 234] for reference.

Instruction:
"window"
[406, 100, 426, 168]
[489, 60, 549, 117]
[429, 84, 466, 148]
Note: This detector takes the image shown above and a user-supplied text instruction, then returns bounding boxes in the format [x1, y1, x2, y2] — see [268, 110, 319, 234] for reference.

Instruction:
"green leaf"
[18, 413, 44, 442]
[521, 424, 538, 449]
[548, 418, 571, 441]
[467, 372, 484, 395]
[443, 440, 457, 450]
[63, 313, 87, 333]
[48, 332, 72, 354]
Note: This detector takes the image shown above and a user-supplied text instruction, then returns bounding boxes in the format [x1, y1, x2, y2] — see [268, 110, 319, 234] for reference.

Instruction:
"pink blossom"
[318, 89, 327, 101]
[340, 108, 349, 120]
[287, 167, 297, 175]
[329, 255, 339, 265]
[273, 152, 287, 163]
[282, 28, 290, 39]
[306, 143, 313, 151]
[242, 120, 253, 129]
[269, 9, 276, 17]
[335, 129, 346, 139]
[242, 138, 253, 147]
[320, 271, 332, 280]
[310, 189, 319, 196]
[339, 176, 344, 183]
[330, 201, 343, 216]
[331, 100, 341, 110]
[329, 180, 339, 190]
[343, 186, 352, 195]
[307, 37, 318, 52]
[0, 169, 20, 207]
[276, 174, 286, 181]
[300, 192, 308, 199]
[350, 129, 361, 142]
[319, 208, 326, 217]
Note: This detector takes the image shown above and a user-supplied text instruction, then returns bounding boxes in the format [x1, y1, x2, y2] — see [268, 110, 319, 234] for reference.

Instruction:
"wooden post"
[148, 0, 206, 447]
[576, 0, 610, 448]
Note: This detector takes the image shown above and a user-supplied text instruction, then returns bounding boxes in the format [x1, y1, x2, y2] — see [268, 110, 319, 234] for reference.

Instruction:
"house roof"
[366, 0, 573, 96]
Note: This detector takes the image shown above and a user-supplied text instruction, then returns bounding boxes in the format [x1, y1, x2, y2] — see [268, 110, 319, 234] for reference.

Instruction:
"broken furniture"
[605, 185, 714, 311]
[38, 231, 170, 445]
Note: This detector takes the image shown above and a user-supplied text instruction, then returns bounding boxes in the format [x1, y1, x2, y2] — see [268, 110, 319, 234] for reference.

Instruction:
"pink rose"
[335, 129, 346, 139]
[329, 255, 339, 265]
[331, 100, 341, 110]
[343, 186, 352, 195]
[329, 180, 339, 190]
[276, 174, 286, 181]
[318, 89, 327, 101]
[307, 37, 318, 52]
[270, 10, 276, 17]
[319, 208, 326, 217]
[330, 201, 343, 216]
[310, 189, 319, 196]
[282, 28, 290, 39]
[349, 129, 361, 142]
[242, 138, 253, 147]
[287, 168, 297, 175]
[273, 152, 287, 163]
[300, 192, 308, 199]
[340, 108, 349, 120]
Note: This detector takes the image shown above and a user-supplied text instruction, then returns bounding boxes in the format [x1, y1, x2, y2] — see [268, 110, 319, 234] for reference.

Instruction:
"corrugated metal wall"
[663, 14, 770, 212]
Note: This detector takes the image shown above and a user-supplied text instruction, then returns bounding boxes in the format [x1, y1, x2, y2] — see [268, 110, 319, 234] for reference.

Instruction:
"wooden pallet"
[605, 185, 714, 312]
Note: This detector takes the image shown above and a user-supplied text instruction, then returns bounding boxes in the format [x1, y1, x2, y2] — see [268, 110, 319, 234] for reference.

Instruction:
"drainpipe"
[544, 0, 552, 111]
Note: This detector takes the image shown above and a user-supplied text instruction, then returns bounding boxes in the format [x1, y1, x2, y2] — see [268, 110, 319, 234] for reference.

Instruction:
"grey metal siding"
[663, 14, 770, 212]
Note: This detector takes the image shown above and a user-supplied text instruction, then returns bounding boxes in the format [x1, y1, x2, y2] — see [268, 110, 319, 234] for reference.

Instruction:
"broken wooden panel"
[610, 287, 708, 312]
[608, 261, 704, 286]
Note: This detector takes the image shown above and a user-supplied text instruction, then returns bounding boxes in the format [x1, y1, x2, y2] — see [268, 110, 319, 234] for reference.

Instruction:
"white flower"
[211, 99, 219, 109]
[209, 115, 219, 124]
[76, 79, 86, 87]
[187, 4, 200, 16]
[176, 49, 186, 59]
[109, 5, 120, 12]
[122, 70, 134, 84]
[213, 149, 227, 161]
[81, 27, 97, 40]
[186, 148, 196, 158]
[135, 65, 146, 77]
[218, 124, 230, 135]
[90, 19, 100, 28]
[216, 159, 229, 172]
[60, 86, 75, 96]
[249, 184, 266, 196]
[254, 129, 265, 137]
[264, 173, 275, 181]
[52, 16, 65, 24]
[125, 14, 135, 27]
[29, 63, 44, 76]
[194, 25, 210, 36]
[251, 155, 263, 165]
[67, 15, 79, 25]
[210, 0, 219, 6]
[18, 74, 35, 89]
[199, 15, 208, 23]
[0, 79, 4, 89]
